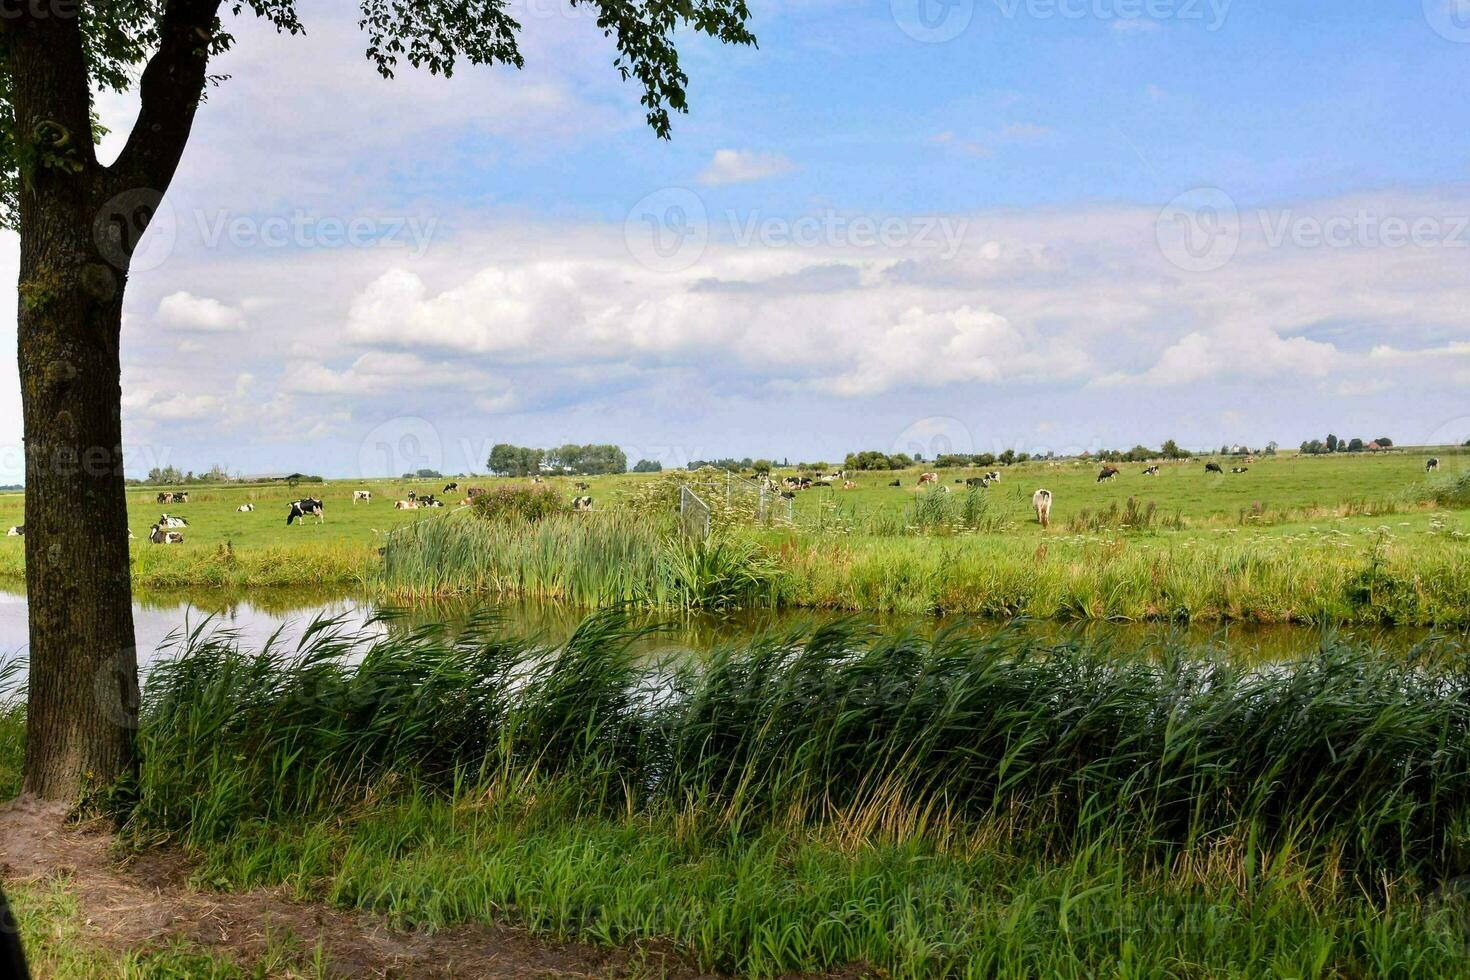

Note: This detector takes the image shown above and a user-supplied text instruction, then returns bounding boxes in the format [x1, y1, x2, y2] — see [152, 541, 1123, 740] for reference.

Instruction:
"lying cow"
[1142, 465, 1161, 476]
[394, 499, 418, 510]
[286, 498, 325, 525]
[1205, 462, 1223, 474]
[1097, 466, 1120, 483]
[1427, 458, 1440, 473]
[573, 495, 594, 512]
[158, 514, 188, 528]
[466, 486, 487, 499]
[353, 490, 372, 503]
[1033, 489, 1053, 529]
[917, 472, 939, 486]
[843, 481, 858, 490]
[888, 479, 902, 487]
[237, 503, 254, 513]
[1232, 467, 1249, 474]
[148, 524, 184, 545]
[965, 477, 988, 488]
[5, 525, 21, 537]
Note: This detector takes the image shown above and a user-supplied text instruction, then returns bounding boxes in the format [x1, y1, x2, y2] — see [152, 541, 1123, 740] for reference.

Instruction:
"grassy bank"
[3, 614, 1462, 975]
[377, 511, 1470, 625]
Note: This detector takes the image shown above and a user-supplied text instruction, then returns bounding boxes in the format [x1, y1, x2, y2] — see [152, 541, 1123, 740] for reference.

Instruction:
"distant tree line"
[1300, 434, 1393, 455]
[688, 457, 756, 471]
[488, 443, 628, 476]
[844, 451, 915, 471]
[134, 464, 234, 485]
[632, 459, 664, 473]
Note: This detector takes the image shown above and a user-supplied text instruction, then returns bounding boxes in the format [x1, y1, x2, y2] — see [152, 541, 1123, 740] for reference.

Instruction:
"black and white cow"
[237, 503, 254, 513]
[1142, 465, 1161, 476]
[1205, 462, 1223, 474]
[286, 498, 325, 525]
[353, 490, 372, 503]
[149, 524, 184, 545]
[5, 525, 21, 537]
[1427, 458, 1440, 473]
[1032, 489, 1053, 528]
[158, 514, 188, 528]
[443, 482, 459, 494]
[573, 495, 594, 512]
[1232, 467, 1249, 474]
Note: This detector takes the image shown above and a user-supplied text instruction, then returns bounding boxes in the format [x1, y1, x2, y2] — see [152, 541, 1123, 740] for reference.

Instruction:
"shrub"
[470, 483, 566, 522]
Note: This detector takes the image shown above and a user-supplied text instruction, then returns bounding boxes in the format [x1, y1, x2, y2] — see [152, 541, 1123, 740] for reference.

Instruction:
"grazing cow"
[888, 479, 902, 487]
[466, 487, 487, 498]
[5, 526, 21, 537]
[353, 490, 372, 503]
[574, 481, 591, 491]
[1032, 489, 1053, 529]
[573, 495, 594, 512]
[1097, 466, 1120, 483]
[1427, 458, 1440, 473]
[177, 492, 189, 503]
[1205, 462, 1223, 474]
[1232, 467, 1249, 474]
[965, 477, 988, 488]
[394, 500, 418, 510]
[148, 524, 184, 545]
[443, 482, 459, 494]
[780, 490, 796, 500]
[158, 514, 188, 528]
[236, 503, 254, 513]
[286, 498, 325, 525]
[1142, 465, 1161, 476]
[917, 472, 939, 486]
[986, 471, 1001, 482]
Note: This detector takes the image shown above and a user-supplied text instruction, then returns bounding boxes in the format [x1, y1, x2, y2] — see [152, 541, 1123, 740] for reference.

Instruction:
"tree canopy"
[0, 0, 756, 225]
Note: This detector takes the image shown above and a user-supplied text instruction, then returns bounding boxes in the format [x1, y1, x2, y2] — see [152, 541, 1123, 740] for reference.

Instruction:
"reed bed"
[378, 512, 1470, 625]
[94, 613, 1470, 975]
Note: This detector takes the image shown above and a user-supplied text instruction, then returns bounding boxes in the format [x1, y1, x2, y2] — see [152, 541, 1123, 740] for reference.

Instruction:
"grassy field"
[2, 449, 1467, 620]
[8, 611, 1470, 977]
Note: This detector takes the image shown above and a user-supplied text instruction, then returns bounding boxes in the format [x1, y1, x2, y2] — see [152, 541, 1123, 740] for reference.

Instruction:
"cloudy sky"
[3, 0, 1469, 481]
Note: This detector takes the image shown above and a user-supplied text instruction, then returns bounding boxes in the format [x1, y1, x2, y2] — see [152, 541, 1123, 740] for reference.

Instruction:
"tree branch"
[108, 0, 224, 194]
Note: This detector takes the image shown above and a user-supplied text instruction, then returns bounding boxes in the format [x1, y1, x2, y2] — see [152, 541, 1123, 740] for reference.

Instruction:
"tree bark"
[10, 12, 138, 800]
[8, 2, 220, 801]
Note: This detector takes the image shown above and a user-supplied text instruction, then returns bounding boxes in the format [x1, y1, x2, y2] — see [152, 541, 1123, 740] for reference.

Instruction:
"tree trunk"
[17, 203, 140, 801]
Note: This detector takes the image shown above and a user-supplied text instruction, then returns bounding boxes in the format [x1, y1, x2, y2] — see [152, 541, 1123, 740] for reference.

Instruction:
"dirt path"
[0, 795, 710, 978]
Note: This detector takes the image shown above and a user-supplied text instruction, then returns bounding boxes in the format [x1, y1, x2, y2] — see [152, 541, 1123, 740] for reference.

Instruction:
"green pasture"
[0, 447, 1465, 595]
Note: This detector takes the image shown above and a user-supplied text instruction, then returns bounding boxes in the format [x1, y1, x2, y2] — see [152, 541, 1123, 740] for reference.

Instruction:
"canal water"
[1, 584, 1461, 679]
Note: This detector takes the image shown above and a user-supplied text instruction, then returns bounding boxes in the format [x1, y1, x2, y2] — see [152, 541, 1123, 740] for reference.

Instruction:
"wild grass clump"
[1068, 497, 1182, 533]
[131, 611, 1470, 881]
[378, 512, 786, 609]
[99, 613, 1470, 975]
[469, 483, 567, 522]
[1428, 471, 1470, 509]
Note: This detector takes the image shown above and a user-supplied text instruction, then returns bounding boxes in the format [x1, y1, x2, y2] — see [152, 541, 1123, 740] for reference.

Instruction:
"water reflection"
[1, 584, 1465, 671]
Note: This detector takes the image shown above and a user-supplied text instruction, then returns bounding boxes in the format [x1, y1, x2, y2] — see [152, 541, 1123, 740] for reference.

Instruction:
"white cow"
[5, 526, 22, 537]
[353, 490, 372, 502]
[1032, 489, 1053, 529]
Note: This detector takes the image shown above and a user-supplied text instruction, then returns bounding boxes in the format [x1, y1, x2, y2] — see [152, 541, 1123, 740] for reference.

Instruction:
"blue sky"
[2, 0, 1468, 480]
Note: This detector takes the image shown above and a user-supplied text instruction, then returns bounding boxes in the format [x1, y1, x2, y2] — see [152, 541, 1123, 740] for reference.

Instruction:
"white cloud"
[157, 292, 247, 333]
[697, 149, 796, 186]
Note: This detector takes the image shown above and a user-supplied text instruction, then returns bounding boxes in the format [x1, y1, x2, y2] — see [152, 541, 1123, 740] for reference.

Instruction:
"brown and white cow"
[1032, 489, 1053, 528]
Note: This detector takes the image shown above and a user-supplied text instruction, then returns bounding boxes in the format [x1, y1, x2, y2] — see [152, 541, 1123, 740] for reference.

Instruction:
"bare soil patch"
[0, 795, 715, 978]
